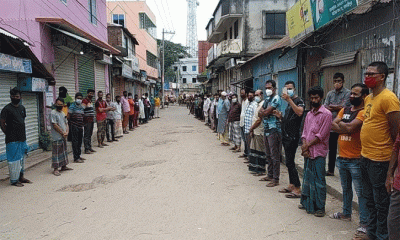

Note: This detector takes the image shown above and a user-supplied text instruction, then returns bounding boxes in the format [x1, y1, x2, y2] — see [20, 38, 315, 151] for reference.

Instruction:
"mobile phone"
[282, 87, 288, 94]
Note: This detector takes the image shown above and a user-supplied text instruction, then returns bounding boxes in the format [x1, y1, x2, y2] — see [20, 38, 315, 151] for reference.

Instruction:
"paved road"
[0, 106, 356, 240]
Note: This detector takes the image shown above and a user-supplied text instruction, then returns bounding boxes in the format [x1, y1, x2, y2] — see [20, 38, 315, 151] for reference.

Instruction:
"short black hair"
[308, 86, 324, 98]
[351, 83, 369, 96]
[369, 61, 389, 81]
[123, 91, 127, 94]
[145, 93, 149, 96]
[232, 93, 238, 98]
[116, 95, 121, 99]
[10, 87, 21, 96]
[285, 81, 296, 88]
[248, 90, 255, 95]
[134, 94, 138, 97]
[128, 93, 133, 96]
[75, 92, 83, 98]
[55, 97, 64, 104]
[106, 93, 111, 97]
[333, 73, 345, 81]
[265, 80, 276, 88]
[87, 89, 95, 94]
[98, 91, 103, 95]
[59, 86, 67, 92]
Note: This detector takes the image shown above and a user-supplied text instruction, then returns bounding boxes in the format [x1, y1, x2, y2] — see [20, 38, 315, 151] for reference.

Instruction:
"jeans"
[360, 157, 390, 240]
[264, 132, 282, 181]
[83, 121, 94, 151]
[283, 139, 301, 187]
[336, 157, 368, 226]
[106, 119, 116, 141]
[71, 125, 83, 160]
[328, 132, 339, 173]
[388, 190, 400, 240]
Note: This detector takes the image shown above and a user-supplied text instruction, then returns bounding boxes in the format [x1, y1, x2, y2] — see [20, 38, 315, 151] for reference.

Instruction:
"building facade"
[173, 58, 199, 95]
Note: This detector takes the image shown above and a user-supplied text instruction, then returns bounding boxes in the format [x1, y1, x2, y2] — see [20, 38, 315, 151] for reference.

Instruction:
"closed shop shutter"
[0, 72, 18, 161]
[54, 48, 76, 97]
[95, 62, 106, 93]
[22, 93, 39, 152]
[78, 55, 95, 96]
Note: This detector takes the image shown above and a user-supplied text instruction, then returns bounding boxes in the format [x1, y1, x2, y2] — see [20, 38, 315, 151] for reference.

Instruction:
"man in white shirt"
[239, 89, 249, 158]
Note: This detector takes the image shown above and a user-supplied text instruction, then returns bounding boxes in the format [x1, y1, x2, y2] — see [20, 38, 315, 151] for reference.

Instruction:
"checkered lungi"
[248, 134, 267, 173]
[52, 139, 69, 169]
[97, 120, 106, 141]
[229, 121, 241, 146]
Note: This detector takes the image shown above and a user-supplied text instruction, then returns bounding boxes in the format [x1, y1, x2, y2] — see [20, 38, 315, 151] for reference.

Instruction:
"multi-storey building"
[173, 58, 199, 95]
[107, 0, 159, 96]
[205, 0, 295, 93]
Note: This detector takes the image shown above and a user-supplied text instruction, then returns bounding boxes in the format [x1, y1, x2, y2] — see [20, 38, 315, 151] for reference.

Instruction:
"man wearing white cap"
[217, 91, 230, 145]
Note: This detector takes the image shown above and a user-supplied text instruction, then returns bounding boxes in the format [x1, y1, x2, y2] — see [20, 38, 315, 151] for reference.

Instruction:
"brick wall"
[108, 27, 122, 48]
[198, 41, 214, 74]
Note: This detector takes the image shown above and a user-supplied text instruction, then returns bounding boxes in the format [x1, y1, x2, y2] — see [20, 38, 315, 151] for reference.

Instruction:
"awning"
[51, 27, 90, 44]
[149, 79, 156, 84]
[36, 18, 120, 55]
[320, 51, 358, 68]
[231, 77, 253, 86]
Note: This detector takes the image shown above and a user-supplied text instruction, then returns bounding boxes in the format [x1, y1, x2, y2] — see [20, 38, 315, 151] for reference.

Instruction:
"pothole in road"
[121, 160, 166, 170]
[57, 175, 127, 192]
[146, 139, 177, 147]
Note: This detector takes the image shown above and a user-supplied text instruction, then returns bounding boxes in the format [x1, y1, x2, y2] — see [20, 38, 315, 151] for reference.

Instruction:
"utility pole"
[161, 28, 175, 108]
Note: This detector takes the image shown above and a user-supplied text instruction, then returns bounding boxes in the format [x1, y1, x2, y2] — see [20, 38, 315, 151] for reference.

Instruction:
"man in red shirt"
[128, 93, 135, 131]
[95, 91, 112, 148]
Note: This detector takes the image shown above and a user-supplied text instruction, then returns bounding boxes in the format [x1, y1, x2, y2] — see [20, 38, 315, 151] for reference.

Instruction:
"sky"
[145, 0, 218, 45]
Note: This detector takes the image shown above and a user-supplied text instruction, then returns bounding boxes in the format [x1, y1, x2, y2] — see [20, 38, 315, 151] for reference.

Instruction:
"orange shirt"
[337, 108, 365, 159]
[128, 99, 135, 115]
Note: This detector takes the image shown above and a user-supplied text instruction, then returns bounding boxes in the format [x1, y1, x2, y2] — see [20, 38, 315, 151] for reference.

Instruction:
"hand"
[249, 130, 254, 138]
[386, 175, 394, 193]
[302, 150, 310, 158]
[281, 93, 290, 101]
[301, 142, 309, 153]
[63, 132, 68, 138]
[272, 110, 282, 119]
[258, 109, 266, 118]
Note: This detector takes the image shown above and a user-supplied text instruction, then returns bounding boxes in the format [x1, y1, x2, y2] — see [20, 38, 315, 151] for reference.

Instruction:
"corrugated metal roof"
[320, 51, 358, 68]
[351, 0, 392, 15]
[0, 28, 19, 39]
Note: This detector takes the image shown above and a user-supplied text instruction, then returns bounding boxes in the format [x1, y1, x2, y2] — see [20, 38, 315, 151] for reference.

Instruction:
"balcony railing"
[207, 39, 242, 67]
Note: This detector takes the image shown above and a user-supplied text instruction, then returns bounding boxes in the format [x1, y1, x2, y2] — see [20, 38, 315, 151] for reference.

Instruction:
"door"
[54, 48, 76, 97]
[78, 55, 95, 96]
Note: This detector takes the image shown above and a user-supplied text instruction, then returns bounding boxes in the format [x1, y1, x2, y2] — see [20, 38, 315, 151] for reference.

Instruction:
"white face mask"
[232, 98, 237, 103]
[254, 96, 261, 103]
[76, 99, 82, 105]
[265, 89, 273, 97]
[287, 89, 295, 97]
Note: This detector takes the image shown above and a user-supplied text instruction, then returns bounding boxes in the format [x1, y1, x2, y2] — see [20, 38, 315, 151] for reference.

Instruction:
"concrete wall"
[107, 1, 158, 80]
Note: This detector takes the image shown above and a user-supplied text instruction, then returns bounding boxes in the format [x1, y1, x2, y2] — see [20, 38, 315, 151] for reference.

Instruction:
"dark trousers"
[133, 112, 139, 127]
[264, 132, 282, 181]
[283, 139, 301, 187]
[129, 115, 134, 130]
[241, 127, 249, 156]
[388, 190, 400, 240]
[144, 107, 150, 122]
[83, 121, 94, 151]
[360, 157, 390, 240]
[328, 132, 339, 173]
[71, 125, 83, 160]
[106, 119, 116, 141]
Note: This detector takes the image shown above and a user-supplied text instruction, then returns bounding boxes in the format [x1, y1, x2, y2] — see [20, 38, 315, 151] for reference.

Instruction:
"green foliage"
[157, 39, 190, 79]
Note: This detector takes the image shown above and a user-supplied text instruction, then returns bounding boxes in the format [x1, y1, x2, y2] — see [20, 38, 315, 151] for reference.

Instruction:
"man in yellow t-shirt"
[360, 62, 400, 240]
[154, 96, 161, 118]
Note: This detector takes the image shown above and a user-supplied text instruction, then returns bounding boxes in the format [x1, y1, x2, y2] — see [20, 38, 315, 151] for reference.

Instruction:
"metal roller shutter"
[21, 93, 39, 152]
[79, 55, 95, 96]
[95, 62, 106, 93]
[0, 72, 18, 161]
[54, 48, 76, 97]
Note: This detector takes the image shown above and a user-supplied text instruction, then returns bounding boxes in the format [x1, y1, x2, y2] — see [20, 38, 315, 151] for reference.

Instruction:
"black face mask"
[350, 97, 363, 106]
[11, 98, 20, 105]
[248, 97, 254, 102]
[311, 102, 321, 109]
[56, 105, 63, 111]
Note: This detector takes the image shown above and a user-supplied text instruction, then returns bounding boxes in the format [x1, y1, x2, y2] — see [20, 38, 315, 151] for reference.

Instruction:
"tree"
[157, 39, 190, 80]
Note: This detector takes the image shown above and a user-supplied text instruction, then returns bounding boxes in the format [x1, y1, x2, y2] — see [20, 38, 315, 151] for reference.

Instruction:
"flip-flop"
[60, 167, 73, 171]
[53, 170, 61, 176]
[259, 177, 272, 181]
[285, 192, 301, 198]
[278, 188, 292, 193]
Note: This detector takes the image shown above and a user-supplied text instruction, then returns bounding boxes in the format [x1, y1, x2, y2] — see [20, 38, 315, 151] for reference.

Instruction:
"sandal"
[60, 166, 73, 171]
[254, 172, 266, 176]
[266, 181, 279, 187]
[19, 178, 32, 184]
[279, 188, 292, 193]
[11, 182, 24, 187]
[53, 170, 61, 176]
[314, 210, 326, 217]
[259, 177, 272, 182]
[285, 192, 301, 198]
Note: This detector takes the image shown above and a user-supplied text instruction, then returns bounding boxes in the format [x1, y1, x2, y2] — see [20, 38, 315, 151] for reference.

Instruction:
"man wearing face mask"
[105, 93, 117, 142]
[82, 89, 96, 154]
[243, 90, 257, 162]
[330, 84, 369, 238]
[360, 62, 400, 240]
[114, 96, 123, 138]
[0, 88, 31, 187]
[203, 94, 211, 125]
[217, 92, 231, 146]
[274, 81, 304, 197]
[324, 73, 351, 176]
[121, 91, 130, 133]
[51, 98, 72, 176]
[300, 86, 332, 217]
[258, 80, 282, 187]
[239, 89, 249, 158]
[68, 92, 85, 163]
[227, 93, 242, 152]
[58, 86, 74, 116]
[95, 91, 113, 148]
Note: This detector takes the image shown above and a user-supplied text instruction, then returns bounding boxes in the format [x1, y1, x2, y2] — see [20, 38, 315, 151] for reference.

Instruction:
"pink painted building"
[107, 1, 159, 83]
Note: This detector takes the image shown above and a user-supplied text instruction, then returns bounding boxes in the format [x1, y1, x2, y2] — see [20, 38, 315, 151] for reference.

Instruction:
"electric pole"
[161, 29, 175, 108]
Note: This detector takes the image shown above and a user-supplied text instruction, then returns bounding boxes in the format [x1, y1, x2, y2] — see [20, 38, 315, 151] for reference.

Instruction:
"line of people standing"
[194, 61, 400, 240]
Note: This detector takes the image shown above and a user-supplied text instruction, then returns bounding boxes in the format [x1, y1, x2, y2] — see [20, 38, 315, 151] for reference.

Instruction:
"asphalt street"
[0, 105, 356, 240]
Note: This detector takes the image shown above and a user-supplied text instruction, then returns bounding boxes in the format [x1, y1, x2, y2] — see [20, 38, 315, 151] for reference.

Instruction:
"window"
[234, 20, 239, 39]
[263, 12, 286, 38]
[183, 78, 187, 83]
[139, 12, 157, 39]
[229, 27, 233, 39]
[192, 78, 197, 83]
[192, 65, 196, 72]
[146, 51, 157, 69]
[174, 66, 178, 71]
[224, 32, 228, 40]
[124, 36, 128, 50]
[88, 0, 97, 25]
[60, 0, 67, 4]
[113, 14, 125, 27]
[182, 66, 187, 72]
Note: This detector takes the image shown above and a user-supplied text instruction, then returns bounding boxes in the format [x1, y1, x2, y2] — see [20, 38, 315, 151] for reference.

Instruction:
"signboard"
[287, 0, 314, 43]
[18, 77, 47, 92]
[131, 56, 140, 73]
[46, 87, 54, 107]
[0, 53, 32, 74]
[311, 0, 358, 30]
[122, 63, 133, 79]
[32, 78, 47, 92]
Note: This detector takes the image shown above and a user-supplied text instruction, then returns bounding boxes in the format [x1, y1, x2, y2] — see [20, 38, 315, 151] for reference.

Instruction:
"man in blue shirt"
[258, 80, 282, 187]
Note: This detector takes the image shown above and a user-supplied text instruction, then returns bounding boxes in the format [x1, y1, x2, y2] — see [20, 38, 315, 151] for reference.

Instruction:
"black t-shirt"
[1, 103, 27, 144]
[282, 97, 305, 142]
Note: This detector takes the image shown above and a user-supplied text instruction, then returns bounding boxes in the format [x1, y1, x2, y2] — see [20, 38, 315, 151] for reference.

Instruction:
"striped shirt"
[68, 102, 84, 128]
[82, 98, 95, 123]
[244, 101, 258, 134]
